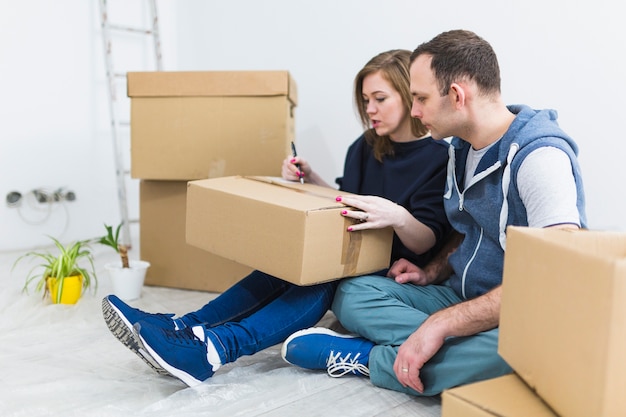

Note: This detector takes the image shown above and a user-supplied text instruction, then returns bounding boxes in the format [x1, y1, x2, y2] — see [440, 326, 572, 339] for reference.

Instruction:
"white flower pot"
[105, 260, 150, 301]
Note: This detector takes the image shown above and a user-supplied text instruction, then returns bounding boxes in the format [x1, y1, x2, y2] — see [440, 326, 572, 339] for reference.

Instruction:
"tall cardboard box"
[186, 176, 394, 285]
[442, 374, 558, 417]
[127, 70, 297, 180]
[499, 226, 626, 417]
[140, 180, 253, 292]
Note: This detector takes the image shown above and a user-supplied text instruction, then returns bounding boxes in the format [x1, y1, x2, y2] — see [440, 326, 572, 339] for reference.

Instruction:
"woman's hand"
[336, 195, 402, 231]
[281, 156, 310, 183]
[282, 155, 333, 187]
[337, 194, 436, 254]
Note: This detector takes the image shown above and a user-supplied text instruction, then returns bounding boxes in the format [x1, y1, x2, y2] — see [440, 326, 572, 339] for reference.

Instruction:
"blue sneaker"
[134, 323, 222, 387]
[101, 294, 183, 376]
[281, 327, 373, 378]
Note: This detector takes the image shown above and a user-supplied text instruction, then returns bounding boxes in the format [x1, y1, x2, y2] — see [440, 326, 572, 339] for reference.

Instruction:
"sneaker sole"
[281, 327, 356, 365]
[134, 325, 203, 387]
[101, 297, 172, 377]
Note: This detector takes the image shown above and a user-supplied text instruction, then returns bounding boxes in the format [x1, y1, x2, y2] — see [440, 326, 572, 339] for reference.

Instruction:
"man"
[281, 29, 586, 396]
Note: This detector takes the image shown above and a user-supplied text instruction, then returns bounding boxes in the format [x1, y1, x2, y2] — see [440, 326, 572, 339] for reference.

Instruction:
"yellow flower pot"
[47, 275, 84, 304]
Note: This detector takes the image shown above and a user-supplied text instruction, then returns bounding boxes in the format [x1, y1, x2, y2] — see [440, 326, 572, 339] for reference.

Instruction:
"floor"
[0, 243, 442, 417]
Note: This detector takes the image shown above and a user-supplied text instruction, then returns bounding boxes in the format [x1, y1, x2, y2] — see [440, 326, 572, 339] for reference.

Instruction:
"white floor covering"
[0, 244, 441, 417]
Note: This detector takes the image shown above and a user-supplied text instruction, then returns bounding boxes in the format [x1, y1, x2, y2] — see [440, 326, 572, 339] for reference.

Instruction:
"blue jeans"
[332, 275, 512, 396]
[178, 270, 337, 364]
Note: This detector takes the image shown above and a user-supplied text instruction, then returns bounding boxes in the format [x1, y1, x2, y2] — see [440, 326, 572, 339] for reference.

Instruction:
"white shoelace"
[326, 351, 370, 378]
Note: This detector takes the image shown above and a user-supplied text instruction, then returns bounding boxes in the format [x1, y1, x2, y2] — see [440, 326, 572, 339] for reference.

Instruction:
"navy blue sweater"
[336, 134, 450, 268]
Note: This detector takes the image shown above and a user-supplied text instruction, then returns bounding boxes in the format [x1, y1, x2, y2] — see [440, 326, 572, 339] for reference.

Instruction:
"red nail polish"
[347, 227, 353, 232]
[336, 196, 342, 202]
[341, 210, 347, 215]
[291, 158, 296, 163]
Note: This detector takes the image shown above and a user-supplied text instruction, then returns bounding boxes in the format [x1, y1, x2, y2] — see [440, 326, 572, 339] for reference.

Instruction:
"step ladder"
[98, 0, 163, 247]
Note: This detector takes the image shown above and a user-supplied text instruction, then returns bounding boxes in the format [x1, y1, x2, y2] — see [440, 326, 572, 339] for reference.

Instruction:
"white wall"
[1, 0, 624, 252]
[0, 0, 178, 251]
[173, 0, 625, 232]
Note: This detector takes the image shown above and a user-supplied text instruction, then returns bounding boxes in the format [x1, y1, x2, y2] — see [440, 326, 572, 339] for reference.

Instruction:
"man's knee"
[331, 276, 386, 328]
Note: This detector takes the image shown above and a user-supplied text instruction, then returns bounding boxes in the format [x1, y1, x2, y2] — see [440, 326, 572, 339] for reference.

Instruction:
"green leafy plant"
[13, 237, 98, 302]
[97, 223, 130, 268]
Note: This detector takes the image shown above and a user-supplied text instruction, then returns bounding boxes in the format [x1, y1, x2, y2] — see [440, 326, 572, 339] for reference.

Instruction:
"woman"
[102, 49, 450, 387]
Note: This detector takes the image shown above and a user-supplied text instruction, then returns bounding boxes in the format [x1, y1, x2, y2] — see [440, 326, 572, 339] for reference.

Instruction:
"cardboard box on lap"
[140, 180, 253, 292]
[499, 226, 626, 417]
[186, 176, 394, 286]
[442, 374, 558, 417]
[127, 71, 297, 180]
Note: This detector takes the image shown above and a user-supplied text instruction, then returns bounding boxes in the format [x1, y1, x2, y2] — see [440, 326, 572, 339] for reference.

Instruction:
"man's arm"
[394, 223, 578, 392]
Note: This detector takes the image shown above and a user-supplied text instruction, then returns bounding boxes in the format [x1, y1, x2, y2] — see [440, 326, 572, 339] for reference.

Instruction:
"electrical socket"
[33, 189, 50, 203]
[31, 188, 77, 204]
[6, 191, 22, 207]
[5, 188, 76, 208]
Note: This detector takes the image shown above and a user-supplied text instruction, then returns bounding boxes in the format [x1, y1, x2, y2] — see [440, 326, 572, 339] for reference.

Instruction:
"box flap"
[505, 226, 626, 259]
[127, 70, 297, 105]
[191, 176, 356, 212]
[245, 175, 354, 205]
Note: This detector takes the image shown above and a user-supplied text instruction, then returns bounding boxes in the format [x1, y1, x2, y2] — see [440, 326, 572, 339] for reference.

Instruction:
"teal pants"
[331, 275, 512, 396]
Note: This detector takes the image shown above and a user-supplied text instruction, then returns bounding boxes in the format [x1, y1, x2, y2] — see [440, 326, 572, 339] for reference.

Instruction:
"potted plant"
[98, 223, 150, 301]
[14, 237, 97, 304]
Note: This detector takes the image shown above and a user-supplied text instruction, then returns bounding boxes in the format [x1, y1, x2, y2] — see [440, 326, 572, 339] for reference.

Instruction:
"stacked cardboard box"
[127, 71, 297, 292]
[443, 227, 626, 417]
[442, 374, 557, 416]
[139, 181, 252, 292]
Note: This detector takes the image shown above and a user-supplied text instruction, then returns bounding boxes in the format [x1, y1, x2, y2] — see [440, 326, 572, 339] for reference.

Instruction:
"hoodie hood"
[499, 104, 579, 156]
[450, 105, 578, 171]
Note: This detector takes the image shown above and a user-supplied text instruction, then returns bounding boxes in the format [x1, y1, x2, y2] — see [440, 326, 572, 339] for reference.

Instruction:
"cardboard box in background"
[442, 374, 557, 417]
[140, 180, 253, 292]
[499, 227, 626, 417]
[128, 71, 297, 180]
[186, 176, 394, 286]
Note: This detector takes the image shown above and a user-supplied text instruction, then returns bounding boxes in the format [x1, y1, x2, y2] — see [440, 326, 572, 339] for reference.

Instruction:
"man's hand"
[393, 316, 446, 393]
[392, 286, 502, 393]
[387, 258, 433, 285]
[388, 232, 462, 285]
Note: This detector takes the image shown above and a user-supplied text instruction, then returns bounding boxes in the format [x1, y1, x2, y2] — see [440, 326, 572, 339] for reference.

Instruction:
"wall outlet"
[6, 191, 22, 207]
[5, 188, 76, 207]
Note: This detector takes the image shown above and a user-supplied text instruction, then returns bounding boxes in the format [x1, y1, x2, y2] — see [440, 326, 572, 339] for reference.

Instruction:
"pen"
[291, 141, 304, 184]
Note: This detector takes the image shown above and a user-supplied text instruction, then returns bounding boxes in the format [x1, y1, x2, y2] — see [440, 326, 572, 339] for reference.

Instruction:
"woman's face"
[362, 71, 411, 141]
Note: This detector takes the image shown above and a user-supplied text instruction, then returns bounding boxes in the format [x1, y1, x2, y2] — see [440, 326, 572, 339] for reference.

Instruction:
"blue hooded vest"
[444, 105, 587, 300]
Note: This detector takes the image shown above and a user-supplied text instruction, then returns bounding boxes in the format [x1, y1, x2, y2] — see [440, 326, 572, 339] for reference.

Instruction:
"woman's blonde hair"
[354, 49, 428, 162]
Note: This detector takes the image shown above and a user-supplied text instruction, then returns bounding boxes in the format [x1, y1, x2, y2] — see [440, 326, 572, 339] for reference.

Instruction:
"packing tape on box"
[341, 218, 362, 276]
[245, 176, 346, 204]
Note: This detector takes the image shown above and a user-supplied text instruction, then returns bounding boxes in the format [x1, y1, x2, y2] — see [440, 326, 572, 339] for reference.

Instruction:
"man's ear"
[449, 82, 465, 109]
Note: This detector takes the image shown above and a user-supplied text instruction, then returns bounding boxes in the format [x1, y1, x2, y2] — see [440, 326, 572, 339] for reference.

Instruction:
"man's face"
[410, 54, 453, 140]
